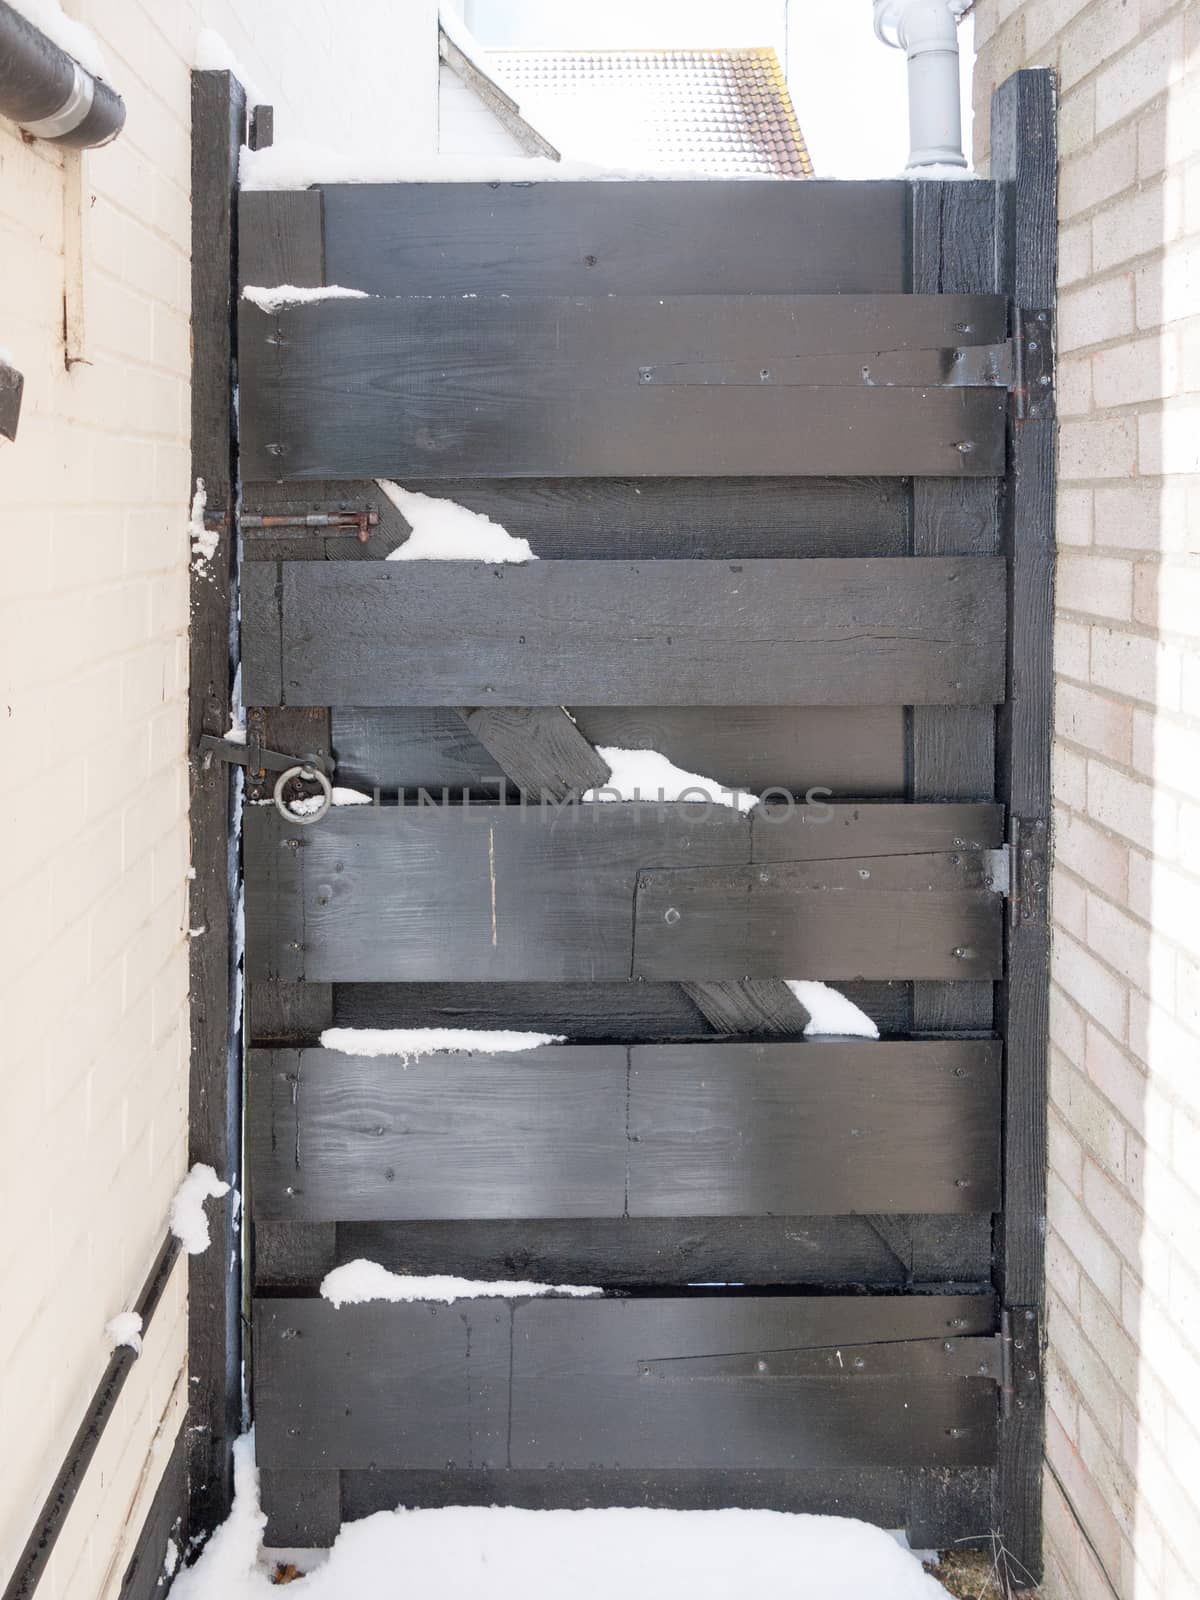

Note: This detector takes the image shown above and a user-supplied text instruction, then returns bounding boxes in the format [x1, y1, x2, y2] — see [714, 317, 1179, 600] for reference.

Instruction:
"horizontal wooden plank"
[633, 857, 1004, 982]
[248, 1040, 1000, 1221]
[250, 1045, 629, 1221]
[254, 1295, 998, 1473]
[242, 558, 1007, 707]
[239, 296, 1008, 479]
[752, 802, 1004, 859]
[238, 190, 324, 291]
[327, 980, 915, 1042]
[245, 806, 1003, 984]
[242, 475, 914, 560]
[254, 1213, 992, 1291]
[332, 705, 909, 798]
[320, 181, 915, 296]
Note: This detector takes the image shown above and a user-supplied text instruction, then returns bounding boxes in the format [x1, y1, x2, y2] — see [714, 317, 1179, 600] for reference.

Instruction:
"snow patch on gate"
[378, 480, 537, 562]
[786, 981, 879, 1039]
[320, 1260, 601, 1307]
[241, 283, 370, 311]
[583, 747, 758, 812]
[319, 1026, 565, 1061]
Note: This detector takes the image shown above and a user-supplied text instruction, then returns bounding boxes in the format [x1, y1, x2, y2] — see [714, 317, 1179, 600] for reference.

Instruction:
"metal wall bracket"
[1012, 309, 1054, 420]
[197, 733, 328, 776]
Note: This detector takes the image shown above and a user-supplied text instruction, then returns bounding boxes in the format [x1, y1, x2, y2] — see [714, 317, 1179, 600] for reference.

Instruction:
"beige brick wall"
[0, 3, 436, 1593]
[974, 2, 1200, 1596]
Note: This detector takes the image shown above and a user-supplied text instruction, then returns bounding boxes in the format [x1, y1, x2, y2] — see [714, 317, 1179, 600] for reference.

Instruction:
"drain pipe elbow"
[0, 0, 124, 147]
[873, 0, 966, 171]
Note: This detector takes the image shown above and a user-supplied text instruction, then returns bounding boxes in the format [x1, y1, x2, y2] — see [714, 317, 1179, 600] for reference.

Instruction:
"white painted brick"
[1058, 552, 1134, 618]
[1060, 127, 1138, 219]
[1087, 757, 1177, 854]
[1056, 679, 1134, 759]
[1095, 14, 1187, 134]
[1092, 177, 1184, 273]
[1059, 414, 1139, 479]
[1059, 275, 1137, 352]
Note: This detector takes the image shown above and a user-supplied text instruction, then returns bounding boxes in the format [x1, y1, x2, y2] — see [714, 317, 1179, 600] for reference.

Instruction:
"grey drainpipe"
[0, 0, 124, 146]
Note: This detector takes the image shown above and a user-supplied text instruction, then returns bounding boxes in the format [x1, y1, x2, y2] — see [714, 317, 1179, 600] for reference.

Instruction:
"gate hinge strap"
[197, 733, 329, 776]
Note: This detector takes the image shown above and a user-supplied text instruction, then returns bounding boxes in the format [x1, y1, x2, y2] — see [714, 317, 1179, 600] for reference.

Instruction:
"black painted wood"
[322, 1215, 991, 1292]
[239, 294, 1008, 479]
[247, 1040, 1000, 1221]
[633, 856, 1003, 982]
[457, 706, 610, 800]
[186, 68, 245, 1546]
[254, 1296, 998, 1474]
[752, 801, 1003, 859]
[681, 979, 811, 1035]
[243, 474, 913, 560]
[238, 190, 323, 291]
[990, 69, 1057, 1584]
[245, 805, 1005, 984]
[320, 181, 913, 296]
[242, 557, 1007, 708]
[117, 1431, 185, 1599]
[333, 705, 908, 799]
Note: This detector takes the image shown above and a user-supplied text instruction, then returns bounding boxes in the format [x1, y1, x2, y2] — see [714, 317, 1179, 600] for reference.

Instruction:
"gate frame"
[186, 65, 1056, 1581]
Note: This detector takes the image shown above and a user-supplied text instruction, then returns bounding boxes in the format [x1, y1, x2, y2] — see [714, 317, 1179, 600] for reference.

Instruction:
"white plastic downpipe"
[873, 0, 966, 170]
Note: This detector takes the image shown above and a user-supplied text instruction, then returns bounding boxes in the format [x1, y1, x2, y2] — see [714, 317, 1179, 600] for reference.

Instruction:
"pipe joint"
[872, 0, 966, 170]
[0, 0, 124, 147]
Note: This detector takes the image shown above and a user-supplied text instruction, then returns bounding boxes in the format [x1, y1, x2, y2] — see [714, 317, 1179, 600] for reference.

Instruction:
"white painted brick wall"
[973, 1, 1200, 1595]
[0, 2, 436, 1593]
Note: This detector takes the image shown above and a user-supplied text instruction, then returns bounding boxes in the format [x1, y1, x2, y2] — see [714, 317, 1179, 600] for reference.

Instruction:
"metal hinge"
[1012, 308, 1055, 420]
[999, 1306, 1041, 1421]
[240, 510, 379, 543]
[985, 817, 1049, 928]
[197, 734, 328, 776]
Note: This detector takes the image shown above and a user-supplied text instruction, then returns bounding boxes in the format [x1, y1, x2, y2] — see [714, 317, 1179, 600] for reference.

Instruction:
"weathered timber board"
[254, 1296, 998, 1473]
[245, 806, 1003, 984]
[318, 181, 914, 296]
[239, 295, 1008, 479]
[633, 857, 1003, 982]
[328, 979, 914, 1041]
[247, 1040, 1000, 1222]
[332, 705, 908, 798]
[242, 558, 1007, 708]
[241, 475, 913, 560]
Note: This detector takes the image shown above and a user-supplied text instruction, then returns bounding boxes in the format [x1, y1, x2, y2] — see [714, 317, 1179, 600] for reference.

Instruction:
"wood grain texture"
[634, 856, 1003, 982]
[680, 979, 811, 1035]
[243, 474, 913, 560]
[247, 1040, 1000, 1221]
[325, 1214, 991, 1291]
[333, 704, 908, 799]
[242, 558, 1007, 708]
[321, 180, 914, 296]
[254, 1295, 998, 1473]
[245, 805, 1005, 984]
[990, 69, 1056, 1585]
[238, 190, 324, 291]
[456, 706, 610, 800]
[187, 68, 245, 1544]
[238, 294, 1008, 480]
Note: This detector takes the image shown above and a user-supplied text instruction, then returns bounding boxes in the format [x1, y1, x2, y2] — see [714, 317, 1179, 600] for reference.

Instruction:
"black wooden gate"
[230, 70, 1054, 1579]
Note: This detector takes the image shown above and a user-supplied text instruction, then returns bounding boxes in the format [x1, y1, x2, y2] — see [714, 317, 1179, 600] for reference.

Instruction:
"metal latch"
[240, 510, 379, 543]
[198, 734, 329, 776]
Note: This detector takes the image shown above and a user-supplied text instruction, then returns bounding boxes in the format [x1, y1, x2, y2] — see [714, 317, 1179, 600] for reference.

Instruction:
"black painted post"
[991, 67, 1058, 1586]
[188, 68, 247, 1543]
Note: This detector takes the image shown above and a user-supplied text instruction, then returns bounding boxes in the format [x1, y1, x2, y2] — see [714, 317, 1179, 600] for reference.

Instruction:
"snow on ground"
[319, 1026, 564, 1059]
[786, 981, 880, 1039]
[584, 747, 757, 812]
[240, 143, 713, 190]
[320, 1260, 601, 1307]
[169, 1163, 231, 1255]
[172, 1434, 946, 1599]
[104, 1311, 142, 1354]
[6, 0, 107, 76]
[287, 787, 372, 816]
[241, 284, 369, 311]
[378, 481, 536, 562]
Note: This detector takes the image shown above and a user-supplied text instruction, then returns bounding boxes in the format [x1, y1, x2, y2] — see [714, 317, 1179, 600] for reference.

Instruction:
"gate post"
[990, 66, 1057, 1585]
[188, 68, 248, 1543]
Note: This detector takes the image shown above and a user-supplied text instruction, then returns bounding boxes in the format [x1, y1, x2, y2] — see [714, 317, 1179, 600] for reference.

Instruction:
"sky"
[464, 0, 975, 177]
